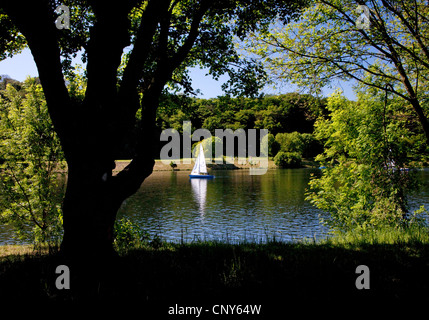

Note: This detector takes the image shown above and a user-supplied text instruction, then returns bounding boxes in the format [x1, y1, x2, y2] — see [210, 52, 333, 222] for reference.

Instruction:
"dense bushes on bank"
[274, 151, 302, 168]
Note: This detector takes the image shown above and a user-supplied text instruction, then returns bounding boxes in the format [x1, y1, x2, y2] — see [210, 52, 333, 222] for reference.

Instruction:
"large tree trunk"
[57, 152, 155, 300]
[61, 164, 119, 260]
[60, 118, 158, 261]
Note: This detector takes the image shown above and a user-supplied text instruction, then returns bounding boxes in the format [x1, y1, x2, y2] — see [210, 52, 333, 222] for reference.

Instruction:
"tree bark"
[60, 93, 159, 261]
[61, 163, 118, 260]
[409, 98, 429, 145]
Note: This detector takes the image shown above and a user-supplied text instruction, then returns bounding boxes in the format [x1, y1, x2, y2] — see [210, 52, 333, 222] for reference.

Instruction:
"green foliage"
[274, 152, 302, 168]
[245, 0, 429, 143]
[113, 217, 166, 252]
[275, 132, 304, 154]
[300, 133, 323, 158]
[274, 131, 322, 158]
[123, 0, 306, 98]
[245, 0, 429, 95]
[113, 217, 150, 252]
[306, 89, 425, 232]
[156, 92, 327, 161]
[156, 92, 326, 162]
[192, 136, 222, 160]
[65, 64, 87, 102]
[0, 9, 26, 61]
[157, 93, 327, 137]
[0, 75, 24, 91]
[324, 223, 429, 246]
[0, 78, 65, 247]
[267, 133, 279, 157]
[170, 161, 177, 170]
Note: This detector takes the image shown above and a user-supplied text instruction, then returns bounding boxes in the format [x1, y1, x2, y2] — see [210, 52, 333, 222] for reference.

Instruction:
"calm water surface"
[1, 168, 428, 245]
[117, 169, 330, 243]
[117, 168, 429, 243]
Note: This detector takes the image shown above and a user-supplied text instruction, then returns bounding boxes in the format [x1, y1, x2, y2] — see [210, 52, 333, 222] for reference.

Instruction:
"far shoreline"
[113, 158, 320, 172]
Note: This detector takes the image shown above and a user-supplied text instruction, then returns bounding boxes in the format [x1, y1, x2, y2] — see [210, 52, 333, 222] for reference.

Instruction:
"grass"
[1, 228, 429, 314]
[320, 224, 429, 246]
[0, 244, 36, 257]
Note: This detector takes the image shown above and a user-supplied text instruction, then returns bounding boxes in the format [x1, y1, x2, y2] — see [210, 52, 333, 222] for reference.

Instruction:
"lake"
[1, 168, 428, 245]
[117, 168, 329, 243]
[116, 168, 429, 243]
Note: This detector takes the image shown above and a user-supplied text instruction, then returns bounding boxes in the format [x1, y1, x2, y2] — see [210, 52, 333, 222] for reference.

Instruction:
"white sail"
[191, 144, 208, 175]
[198, 144, 208, 174]
[191, 150, 200, 174]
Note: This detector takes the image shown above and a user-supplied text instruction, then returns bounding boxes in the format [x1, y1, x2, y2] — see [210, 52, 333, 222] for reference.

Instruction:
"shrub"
[306, 90, 424, 232]
[274, 152, 302, 168]
[275, 132, 303, 154]
[300, 133, 323, 158]
[267, 133, 280, 157]
[0, 79, 65, 247]
[113, 217, 150, 252]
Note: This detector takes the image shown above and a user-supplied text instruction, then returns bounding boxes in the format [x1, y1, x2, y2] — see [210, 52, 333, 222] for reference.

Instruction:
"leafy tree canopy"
[307, 86, 427, 231]
[245, 0, 429, 142]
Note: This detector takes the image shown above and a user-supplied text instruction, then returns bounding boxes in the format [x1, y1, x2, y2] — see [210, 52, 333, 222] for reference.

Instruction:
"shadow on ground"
[1, 242, 428, 316]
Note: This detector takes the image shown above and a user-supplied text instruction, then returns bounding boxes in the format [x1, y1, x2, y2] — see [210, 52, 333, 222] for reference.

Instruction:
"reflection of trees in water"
[259, 169, 315, 212]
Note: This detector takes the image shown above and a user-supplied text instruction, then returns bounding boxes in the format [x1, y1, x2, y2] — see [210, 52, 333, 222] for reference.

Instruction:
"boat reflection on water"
[190, 178, 208, 216]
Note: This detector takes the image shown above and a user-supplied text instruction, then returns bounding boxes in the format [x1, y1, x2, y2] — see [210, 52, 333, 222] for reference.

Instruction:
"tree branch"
[381, 0, 429, 69]
[318, 0, 395, 60]
[164, 1, 210, 75]
[119, 0, 171, 104]
[84, 1, 134, 107]
[111, 1, 211, 201]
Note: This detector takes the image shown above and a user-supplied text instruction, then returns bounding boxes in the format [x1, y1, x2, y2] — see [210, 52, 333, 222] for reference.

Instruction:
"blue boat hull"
[189, 174, 214, 179]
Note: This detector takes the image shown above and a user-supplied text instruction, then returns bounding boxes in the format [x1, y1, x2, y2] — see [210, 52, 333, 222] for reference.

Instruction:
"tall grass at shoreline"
[1, 223, 428, 307]
[111, 217, 429, 252]
[323, 225, 429, 247]
[2, 220, 428, 258]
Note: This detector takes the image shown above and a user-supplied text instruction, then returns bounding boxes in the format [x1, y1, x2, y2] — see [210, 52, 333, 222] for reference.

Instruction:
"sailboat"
[189, 144, 214, 179]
